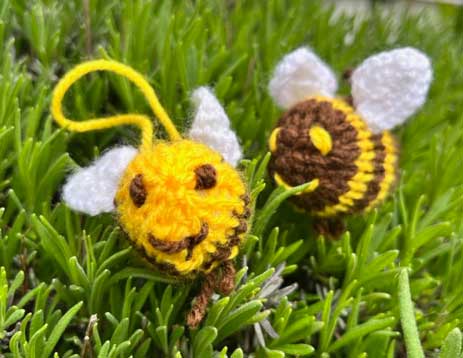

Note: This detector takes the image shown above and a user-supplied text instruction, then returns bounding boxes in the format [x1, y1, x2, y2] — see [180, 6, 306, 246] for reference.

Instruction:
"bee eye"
[308, 125, 332, 155]
[129, 174, 147, 207]
[195, 164, 217, 190]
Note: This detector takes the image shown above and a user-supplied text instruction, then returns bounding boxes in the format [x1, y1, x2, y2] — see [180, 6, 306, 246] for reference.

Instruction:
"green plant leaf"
[398, 269, 424, 358]
[440, 328, 462, 358]
[41, 301, 83, 358]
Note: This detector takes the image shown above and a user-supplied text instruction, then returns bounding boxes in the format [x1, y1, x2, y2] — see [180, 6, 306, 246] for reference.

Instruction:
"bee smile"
[148, 222, 209, 261]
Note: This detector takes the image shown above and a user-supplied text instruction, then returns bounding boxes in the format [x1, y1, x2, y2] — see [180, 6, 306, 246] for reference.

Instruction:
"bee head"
[51, 60, 249, 276]
[114, 140, 248, 275]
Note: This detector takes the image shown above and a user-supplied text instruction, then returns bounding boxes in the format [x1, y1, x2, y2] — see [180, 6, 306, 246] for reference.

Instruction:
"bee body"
[267, 46, 431, 227]
[52, 61, 249, 327]
[268, 97, 398, 217]
[114, 140, 249, 276]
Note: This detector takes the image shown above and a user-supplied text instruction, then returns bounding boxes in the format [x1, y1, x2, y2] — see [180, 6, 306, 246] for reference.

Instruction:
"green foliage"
[0, 0, 462, 357]
[398, 269, 423, 358]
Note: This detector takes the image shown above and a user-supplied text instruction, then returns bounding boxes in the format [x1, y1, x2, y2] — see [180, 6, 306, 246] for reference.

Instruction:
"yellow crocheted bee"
[267, 47, 432, 236]
[51, 60, 249, 327]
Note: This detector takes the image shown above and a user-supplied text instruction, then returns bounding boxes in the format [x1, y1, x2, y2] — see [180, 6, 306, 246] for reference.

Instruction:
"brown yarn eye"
[195, 164, 217, 190]
[129, 174, 147, 207]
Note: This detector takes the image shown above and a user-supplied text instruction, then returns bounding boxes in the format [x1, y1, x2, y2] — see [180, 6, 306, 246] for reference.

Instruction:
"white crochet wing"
[188, 87, 242, 167]
[268, 47, 338, 109]
[351, 47, 432, 133]
[62, 146, 138, 215]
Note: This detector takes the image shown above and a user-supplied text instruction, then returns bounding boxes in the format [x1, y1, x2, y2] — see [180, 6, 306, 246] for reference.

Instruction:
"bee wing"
[351, 47, 432, 133]
[269, 47, 338, 109]
[188, 87, 242, 167]
[62, 146, 138, 215]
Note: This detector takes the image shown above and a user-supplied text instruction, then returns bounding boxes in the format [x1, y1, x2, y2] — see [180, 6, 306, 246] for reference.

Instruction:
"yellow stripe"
[367, 131, 398, 209]
[313, 97, 375, 217]
[269, 127, 281, 152]
[274, 173, 319, 194]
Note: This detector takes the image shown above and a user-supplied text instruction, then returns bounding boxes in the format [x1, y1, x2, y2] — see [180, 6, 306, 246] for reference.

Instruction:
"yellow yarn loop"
[308, 125, 332, 155]
[51, 59, 181, 150]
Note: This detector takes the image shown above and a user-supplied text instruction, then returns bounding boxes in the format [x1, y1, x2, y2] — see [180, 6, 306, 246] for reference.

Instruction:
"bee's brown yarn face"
[269, 98, 360, 212]
[268, 97, 398, 217]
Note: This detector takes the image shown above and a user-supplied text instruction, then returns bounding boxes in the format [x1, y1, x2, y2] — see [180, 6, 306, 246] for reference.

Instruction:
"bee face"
[268, 97, 398, 217]
[53, 65, 249, 326]
[58, 85, 247, 277]
[114, 140, 248, 275]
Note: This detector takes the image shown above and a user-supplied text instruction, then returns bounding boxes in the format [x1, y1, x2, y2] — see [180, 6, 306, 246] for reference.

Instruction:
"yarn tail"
[187, 261, 236, 328]
[187, 271, 216, 328]
[313, 217, 346, 240]
[217, 260, 236, 295]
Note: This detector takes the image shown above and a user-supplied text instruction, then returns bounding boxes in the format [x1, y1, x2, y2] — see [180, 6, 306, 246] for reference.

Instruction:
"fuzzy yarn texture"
[189, 87, 242, 166]
[351, 47, 433, 133]
[268, 47, 338, 110]
[52, 59, 250, 327]
[114, 140, 248, 275]
[267, 46, 432, 225]
[63, 146, 137, 216]
[186, 260, 236, 328]
[51, 60, 183, 151]
[268, 97, 398, 217]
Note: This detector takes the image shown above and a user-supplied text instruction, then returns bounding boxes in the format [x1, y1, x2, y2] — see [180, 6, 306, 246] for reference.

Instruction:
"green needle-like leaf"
[398, 269, 424, 358]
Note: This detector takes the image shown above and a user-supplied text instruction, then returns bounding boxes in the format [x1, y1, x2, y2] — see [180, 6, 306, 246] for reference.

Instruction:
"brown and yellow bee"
[267, 47, 432, 236]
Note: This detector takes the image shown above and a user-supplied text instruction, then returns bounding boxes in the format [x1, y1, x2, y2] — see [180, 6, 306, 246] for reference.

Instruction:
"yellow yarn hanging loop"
[51, 59, 182, 150]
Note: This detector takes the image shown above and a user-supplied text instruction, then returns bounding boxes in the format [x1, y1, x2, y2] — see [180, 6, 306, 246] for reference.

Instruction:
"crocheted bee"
[51, 60, 249, 327]
[267, 47, 432, 236]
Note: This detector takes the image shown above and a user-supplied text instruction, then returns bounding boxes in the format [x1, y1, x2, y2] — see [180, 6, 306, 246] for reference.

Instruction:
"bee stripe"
[269, 127, 281, 152]
[367, 132, 398, 209]
[351, 134, 387, 211]
[274, 173, 320, 194]
[315, 98, 375, 217]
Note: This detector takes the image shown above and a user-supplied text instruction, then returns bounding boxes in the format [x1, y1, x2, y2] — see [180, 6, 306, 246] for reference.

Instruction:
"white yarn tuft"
[189, 87, 242, 167]
[62, 146, 137, 216]
[351, 47, 432, 133]
[268, 47, 338, 109]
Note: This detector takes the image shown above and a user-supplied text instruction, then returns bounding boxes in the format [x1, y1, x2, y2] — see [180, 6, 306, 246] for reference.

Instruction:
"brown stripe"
[207, 233, 241, 266]
[127, 237, 182, 277]
[233, 207, 251, 222]
[203, 237, 241, 271]
[240, 194, 250, 206]
[233, 218, 248, 235]
[148, 222, 209, 260]
[352, 134, 386, 211]
[268, 99, 360, 212]
[148, 234, 189, 254]
[202, 203, 249, 270]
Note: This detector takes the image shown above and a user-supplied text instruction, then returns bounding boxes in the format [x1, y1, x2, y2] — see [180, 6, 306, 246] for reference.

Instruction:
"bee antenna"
[51, 60, 182, 150]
